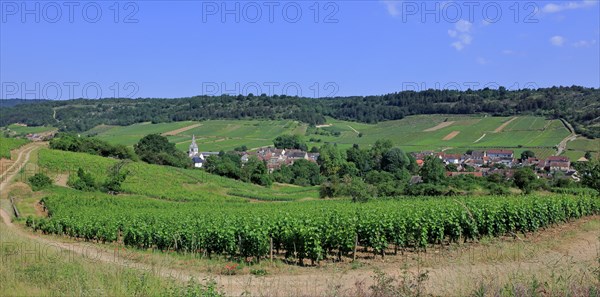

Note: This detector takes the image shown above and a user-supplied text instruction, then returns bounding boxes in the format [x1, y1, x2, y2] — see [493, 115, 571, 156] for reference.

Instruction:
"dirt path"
[0, 143, 43, 194]
[493, 117, 518, 133]
[474, 133, 486, 143]
[315, 124, 332, 128]
[161, 123, 202, 136]
[557, 134, 577, 156]
[442, 131, 460, 140]
[556, 119, 577, 156]
[54, 173, 69, 187]
[347, 125, 359, 134]
[424, 121, 454, 132]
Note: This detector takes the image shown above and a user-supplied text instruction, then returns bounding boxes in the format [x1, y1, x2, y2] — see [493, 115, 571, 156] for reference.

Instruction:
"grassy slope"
[0, 136, 30, 159]
[88, 116, 571, 158]
[36, 149, 319, 202]
[0, 227, 213, 296]
[310, 116, 569, 156]
[563, 137, 600, 160]
[93, 121, 195, 146]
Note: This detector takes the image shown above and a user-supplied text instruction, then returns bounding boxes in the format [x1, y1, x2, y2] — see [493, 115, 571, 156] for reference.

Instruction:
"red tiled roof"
[486, 149, 513, 154]
[547, 156, 569, 162]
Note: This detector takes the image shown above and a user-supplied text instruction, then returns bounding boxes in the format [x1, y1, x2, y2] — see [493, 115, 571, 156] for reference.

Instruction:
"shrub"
[28, 173, 53, 191]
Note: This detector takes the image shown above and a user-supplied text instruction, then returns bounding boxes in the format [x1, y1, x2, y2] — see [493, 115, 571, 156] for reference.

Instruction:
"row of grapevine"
[27, 191, 600, 263]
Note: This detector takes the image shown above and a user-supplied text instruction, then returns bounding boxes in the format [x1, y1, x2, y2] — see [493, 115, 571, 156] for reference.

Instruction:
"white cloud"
[455, 19, 472, 32]
[572, 39, 597, 47]
[550, 35, 566, 46]
[382, 1, 400, 16]
[451, 42, 464, 51]
[502, 50, 515, 55]
[448, 20, 473, 51]
[476, 57, 489, 65]
[542, 0, 597, 13]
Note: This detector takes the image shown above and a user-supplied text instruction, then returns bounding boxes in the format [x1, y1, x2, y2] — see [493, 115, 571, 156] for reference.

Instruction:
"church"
[188, 135, 204, 168]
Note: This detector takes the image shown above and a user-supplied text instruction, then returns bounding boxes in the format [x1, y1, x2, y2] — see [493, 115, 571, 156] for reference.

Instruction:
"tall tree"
[381, 147, 410, 173]
[134, 134, 189, 168]
[420, 155, 445, 184]
[317, 143, 345, 177]
[370, 139, 393, 171]
[513, 167, 539, 194]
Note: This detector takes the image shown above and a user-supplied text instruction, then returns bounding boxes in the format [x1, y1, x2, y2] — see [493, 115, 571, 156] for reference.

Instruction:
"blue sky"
[1, 1, 599, 99]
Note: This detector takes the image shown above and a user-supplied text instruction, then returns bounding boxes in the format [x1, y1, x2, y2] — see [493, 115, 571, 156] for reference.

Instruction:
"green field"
[36, 149, 319, 202]
[563, 137, 600, 161]
[0, 136, 29, 159]
[4, 124, 56, 136]
[87, 115, 571, 157]
[93, 121, 196, 146]
[311, 116, 569, 150]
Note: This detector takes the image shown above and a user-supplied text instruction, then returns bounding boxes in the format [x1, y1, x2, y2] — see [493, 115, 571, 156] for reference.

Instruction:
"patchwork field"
[307, 115, 570, 156]
[81, 115, 574, 157]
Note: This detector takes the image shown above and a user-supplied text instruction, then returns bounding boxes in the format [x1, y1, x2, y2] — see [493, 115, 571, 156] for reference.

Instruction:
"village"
[187, 134, 583, 182]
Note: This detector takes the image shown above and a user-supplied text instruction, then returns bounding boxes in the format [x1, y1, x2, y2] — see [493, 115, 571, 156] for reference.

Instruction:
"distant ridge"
[1, 86, 599, 138]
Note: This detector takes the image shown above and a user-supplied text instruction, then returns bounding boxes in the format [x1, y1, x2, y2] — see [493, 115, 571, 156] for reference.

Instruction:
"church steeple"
[189, 134, 199, 157]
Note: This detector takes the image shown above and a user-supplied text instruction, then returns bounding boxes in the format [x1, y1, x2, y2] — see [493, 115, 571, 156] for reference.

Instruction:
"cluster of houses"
[411, 149, 577, 179]
[241, 147, 319, 172]
[188, 135, 319, 171]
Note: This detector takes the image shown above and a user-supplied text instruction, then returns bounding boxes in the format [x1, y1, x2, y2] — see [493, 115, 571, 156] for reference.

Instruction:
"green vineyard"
[28, 189, 600, 264]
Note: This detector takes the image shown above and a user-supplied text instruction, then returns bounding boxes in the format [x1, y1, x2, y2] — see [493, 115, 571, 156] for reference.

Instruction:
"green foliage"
[369, 139, 393, 171]
[273, 134, 307, 151]
[102, 161, 130, 194]
[68, 168, 98, 192]
[346, 144, 372, 175]
[33, 189, 600, 264]
[163, 278, 223, 297]
[28, 173, 53, 191]
[446, 163, 458, 172]
[240, 156, 271, 187]
[0, 135, 29, 159]
[205, 153, 271, 187]
[420, 156, 445, 184]
[520, 150, 535, 160]
[317, 143, 346, 177]
[50, 133, 137, 160]
[513, 167, 540, 194]
[348, 178, 375, 203]
[134, 134, 189, 168]
[273, 159, 321, 186]
[381, 147, 410, 173]
[580, 160, 600, 194]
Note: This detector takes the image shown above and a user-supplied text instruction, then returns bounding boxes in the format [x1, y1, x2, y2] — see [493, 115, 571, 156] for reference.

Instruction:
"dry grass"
[442, 131, 460, 140]
[423, 121, 455, 132]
